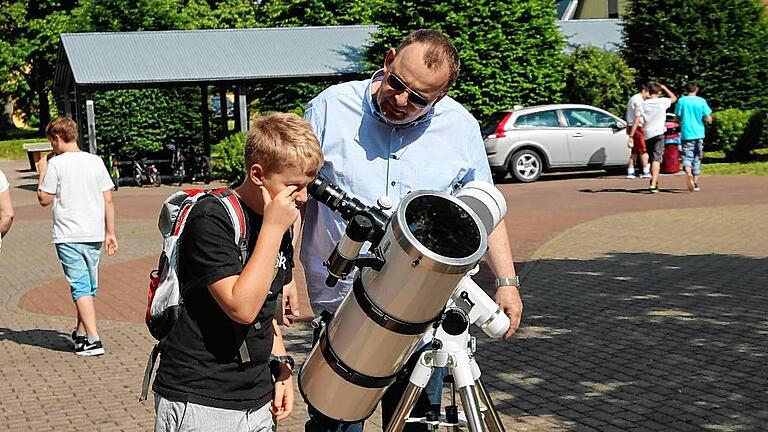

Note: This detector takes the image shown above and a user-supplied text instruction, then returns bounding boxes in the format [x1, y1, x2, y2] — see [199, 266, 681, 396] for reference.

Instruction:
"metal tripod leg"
[384, 354, 434, 432]
[452, 353, 486, 432]
[475, 378, 505, 432]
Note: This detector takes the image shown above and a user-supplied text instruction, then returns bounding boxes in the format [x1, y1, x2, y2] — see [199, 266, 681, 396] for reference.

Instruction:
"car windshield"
[481, 111, 511, 136]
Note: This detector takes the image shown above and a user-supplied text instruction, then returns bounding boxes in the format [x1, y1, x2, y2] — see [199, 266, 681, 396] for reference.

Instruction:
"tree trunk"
[37, 89, 51, 136]
[0, 97, 17, 138]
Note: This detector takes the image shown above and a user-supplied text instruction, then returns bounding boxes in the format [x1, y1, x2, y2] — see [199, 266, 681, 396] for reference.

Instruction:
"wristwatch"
[269, 354, 295, 371]
[495, 276, 520, 289]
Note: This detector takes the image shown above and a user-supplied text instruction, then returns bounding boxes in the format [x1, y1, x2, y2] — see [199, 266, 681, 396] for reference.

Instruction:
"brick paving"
[1, 157, 767, 431]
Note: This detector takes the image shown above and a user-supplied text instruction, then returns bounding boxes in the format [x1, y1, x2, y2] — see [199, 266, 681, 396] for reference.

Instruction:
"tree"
[0, 0, 77, 134]
[563, 46, 636, 116]
[365, 0, 565, 119]
[622, 0, 768, 111]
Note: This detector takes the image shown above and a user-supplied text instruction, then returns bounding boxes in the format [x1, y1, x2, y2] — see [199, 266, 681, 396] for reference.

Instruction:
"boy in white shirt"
[37, 117, 118, 356]
[628, 82, 677, 193]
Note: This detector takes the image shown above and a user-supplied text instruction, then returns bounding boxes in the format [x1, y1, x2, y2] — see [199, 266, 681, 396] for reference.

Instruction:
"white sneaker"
[626, 173, 637, 179]
[640, 173, 652, 178]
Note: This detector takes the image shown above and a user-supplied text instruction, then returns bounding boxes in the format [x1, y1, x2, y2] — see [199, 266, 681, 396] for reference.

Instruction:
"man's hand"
[495, 285, 523, 340]
[105, 234, 118, 256]
[271, 367, 294, 421]
[281, 281, 300, 326]
[35, 153, 51, 176]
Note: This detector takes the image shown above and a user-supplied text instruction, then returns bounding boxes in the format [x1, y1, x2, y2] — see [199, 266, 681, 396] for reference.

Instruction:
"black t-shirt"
[153, 195, 293, 410]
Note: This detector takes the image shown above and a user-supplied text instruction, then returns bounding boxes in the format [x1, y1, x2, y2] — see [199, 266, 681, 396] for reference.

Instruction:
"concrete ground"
[1, 157, 766, 431]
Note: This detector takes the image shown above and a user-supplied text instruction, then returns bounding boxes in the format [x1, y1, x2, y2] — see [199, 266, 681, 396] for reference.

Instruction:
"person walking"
[675, 81, 713, 192]
[36, 117, 118, 355]
[628, 82, 677, 193]
[625, 83, 650, 179]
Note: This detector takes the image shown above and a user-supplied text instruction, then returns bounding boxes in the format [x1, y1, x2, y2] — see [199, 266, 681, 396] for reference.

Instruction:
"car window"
[562, 109, 616, 128]
[481, 111, 512, 136]
[514, 110, 560, 127]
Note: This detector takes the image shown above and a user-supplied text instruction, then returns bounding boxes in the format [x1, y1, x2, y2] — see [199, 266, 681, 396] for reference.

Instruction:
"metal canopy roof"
[557, 19, 623, 52]
[54, 25, 378, 91]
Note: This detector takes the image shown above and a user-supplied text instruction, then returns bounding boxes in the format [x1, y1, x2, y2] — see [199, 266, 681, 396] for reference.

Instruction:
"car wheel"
[509, 149, 543, 183]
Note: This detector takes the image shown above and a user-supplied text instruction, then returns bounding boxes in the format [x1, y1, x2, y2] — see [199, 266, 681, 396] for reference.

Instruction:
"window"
[562, 109, 616, 128]
[514, 110, 560, 127]
[608, 0, 619, 18]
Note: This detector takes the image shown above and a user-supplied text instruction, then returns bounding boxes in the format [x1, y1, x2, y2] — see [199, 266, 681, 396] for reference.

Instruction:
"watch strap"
[495, 276, 520, 288]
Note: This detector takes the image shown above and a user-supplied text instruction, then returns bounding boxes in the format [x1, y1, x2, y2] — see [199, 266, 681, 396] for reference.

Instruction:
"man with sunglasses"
[297, 29, 523, 432]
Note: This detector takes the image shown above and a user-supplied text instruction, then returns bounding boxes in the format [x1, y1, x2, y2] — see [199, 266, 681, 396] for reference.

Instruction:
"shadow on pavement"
[0, 327, 74, 353]
[475, 252, 768, 431]
[579, 187, 688, 194]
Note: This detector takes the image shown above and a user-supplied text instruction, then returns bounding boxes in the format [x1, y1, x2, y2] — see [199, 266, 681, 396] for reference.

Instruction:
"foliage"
[248, 0, 380, 114]
[211, 131, 246, 183]
[707, 108, 758, 160]
[622, 0, 768, 111]
[365, 0, 565, 119]
[562, 46, 636, 117]
[93, 88, 202, 156]
[0, 1, 78, 133]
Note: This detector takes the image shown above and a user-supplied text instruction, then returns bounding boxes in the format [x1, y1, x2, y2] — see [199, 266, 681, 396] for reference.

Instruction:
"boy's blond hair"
[45, 117, 78, 143]
[245, 113, 323, 177]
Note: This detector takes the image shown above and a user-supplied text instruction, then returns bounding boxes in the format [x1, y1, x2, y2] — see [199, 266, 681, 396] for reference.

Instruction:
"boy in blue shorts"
[37, 117, 119, 356]
[675, 81, 713, 192]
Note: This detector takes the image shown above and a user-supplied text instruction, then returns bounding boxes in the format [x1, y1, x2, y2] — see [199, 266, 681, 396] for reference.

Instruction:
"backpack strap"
[207, 188, 254, 364]
[208, 188, 249, 265]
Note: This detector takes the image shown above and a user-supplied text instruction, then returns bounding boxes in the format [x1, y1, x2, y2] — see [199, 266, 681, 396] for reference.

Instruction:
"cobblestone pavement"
[1, 157, 767, 431]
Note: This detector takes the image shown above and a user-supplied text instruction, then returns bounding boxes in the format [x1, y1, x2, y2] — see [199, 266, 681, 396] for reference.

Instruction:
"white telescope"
[299, 178, 506, 422]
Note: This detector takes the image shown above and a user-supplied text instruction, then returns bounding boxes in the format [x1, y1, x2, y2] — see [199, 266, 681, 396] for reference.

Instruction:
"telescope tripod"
[384, 309, 506, 432]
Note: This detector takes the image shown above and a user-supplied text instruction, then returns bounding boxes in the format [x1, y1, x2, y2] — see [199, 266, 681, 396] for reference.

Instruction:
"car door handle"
[572, 133, 584, 138]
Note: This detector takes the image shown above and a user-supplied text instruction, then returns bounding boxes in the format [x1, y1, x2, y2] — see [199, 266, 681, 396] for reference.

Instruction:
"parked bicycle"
[166, 143, 186, 186]
[188, 149, 212, 184]
[133, 154, 161, 187]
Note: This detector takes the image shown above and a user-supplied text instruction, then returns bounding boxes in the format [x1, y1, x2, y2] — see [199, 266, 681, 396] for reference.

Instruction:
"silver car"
[483, 104, 629, 182]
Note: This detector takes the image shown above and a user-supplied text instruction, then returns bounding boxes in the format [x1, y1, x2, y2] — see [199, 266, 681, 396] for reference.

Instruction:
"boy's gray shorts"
[154, 393, 273, 432]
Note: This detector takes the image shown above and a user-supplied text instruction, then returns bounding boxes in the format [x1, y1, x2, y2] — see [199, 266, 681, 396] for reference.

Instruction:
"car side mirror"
[613, 121, 627, 130]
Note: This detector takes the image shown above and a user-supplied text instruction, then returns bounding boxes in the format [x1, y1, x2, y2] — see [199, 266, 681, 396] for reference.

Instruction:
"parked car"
[482, 104, 629, 182]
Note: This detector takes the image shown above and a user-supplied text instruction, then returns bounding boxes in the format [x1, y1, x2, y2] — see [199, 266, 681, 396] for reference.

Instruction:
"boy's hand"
[35, 154, 49, 175]
[271, 369, 294, 421]
[281, 281, 300, 326]
[261, 185, 299, 232]
[105, 234, 119, 256]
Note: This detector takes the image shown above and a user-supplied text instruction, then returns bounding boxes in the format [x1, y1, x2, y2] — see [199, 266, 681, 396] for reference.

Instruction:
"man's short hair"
[646, 81, 662, 95]
[245, 113, 323, 177]
[638, 82, 649, 92]
[397, 29, 461, 89]
[685, 81, 699, 94]
[45, 117, 78, 143]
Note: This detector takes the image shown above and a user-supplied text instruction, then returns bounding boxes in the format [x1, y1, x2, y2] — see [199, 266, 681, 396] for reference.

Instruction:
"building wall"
[575, 0, 629, 19]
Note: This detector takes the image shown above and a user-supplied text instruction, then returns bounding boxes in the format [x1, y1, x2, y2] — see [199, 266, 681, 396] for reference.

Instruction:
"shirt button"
[391, 181, 396, 186]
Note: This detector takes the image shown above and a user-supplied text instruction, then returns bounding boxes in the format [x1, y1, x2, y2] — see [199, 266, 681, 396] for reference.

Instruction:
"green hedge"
[93, 87, 203, 157]
[708, 108, 763, 160]
[211, 131, 246, 184]
[563, 46, 636, 117]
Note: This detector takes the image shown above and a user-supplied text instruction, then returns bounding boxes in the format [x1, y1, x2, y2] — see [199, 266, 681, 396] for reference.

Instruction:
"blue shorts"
[55, 242, 103, 301]
[681, 139, 704, 175]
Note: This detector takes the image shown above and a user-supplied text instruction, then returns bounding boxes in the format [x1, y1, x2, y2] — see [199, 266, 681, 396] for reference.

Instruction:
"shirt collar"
[366, 69, 436, 128]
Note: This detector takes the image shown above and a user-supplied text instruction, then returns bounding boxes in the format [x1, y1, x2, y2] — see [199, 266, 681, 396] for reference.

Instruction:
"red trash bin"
[661, 120, 681, 174]
[661, 144, 680, 174]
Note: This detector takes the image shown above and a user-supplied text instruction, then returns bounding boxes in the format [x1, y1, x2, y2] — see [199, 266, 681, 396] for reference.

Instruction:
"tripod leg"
[384, 357, 433, 432]
[452, 353, 486, 432]
[457, 386, 486, 432]
[475, 378, 505, 432]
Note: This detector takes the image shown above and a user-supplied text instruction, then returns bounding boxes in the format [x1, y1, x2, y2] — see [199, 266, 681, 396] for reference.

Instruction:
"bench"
[22, 142, 53, 171]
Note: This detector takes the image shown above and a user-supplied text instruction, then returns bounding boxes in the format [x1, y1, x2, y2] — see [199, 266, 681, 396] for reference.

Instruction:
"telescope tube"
[299, 190, 489, 422]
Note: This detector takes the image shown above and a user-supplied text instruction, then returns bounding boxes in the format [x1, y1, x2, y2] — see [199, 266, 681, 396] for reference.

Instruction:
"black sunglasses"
[386, 73, 430, 108]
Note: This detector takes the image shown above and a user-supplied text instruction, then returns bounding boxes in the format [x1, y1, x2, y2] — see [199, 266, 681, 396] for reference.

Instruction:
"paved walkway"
[1, 158, 766, 431]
